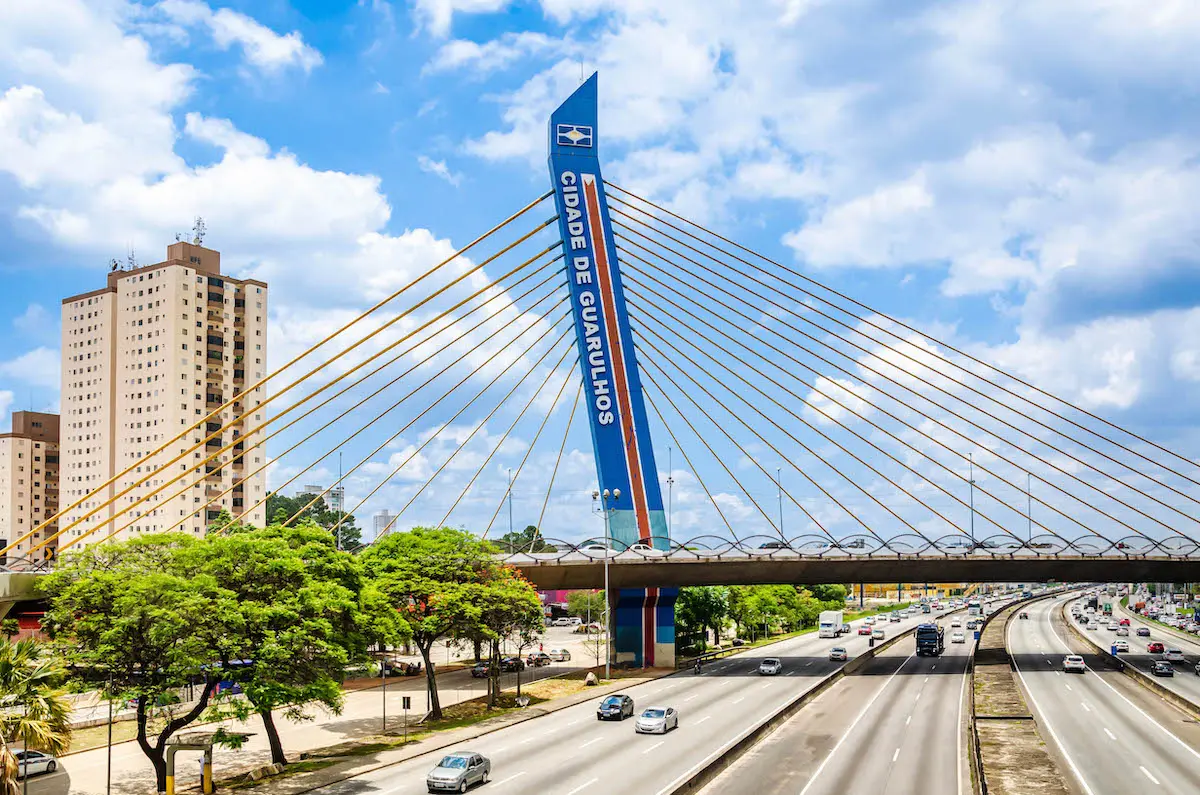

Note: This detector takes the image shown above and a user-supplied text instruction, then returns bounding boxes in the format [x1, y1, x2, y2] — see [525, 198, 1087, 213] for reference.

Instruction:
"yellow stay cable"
[33, 231, 562, 555]
[480, 371, 579, 539]
[78, 266, 567, 549]
[19, 191, 552, 552]
[332, 326, 574, 537]
[535, 381, 583, 536]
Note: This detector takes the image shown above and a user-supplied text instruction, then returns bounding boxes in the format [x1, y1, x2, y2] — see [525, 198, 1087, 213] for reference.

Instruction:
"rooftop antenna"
[174, 232, 182, 242]
[109, 258, 120, 273]
[192, 216, 206, 245]
[126, 247, 137, 270]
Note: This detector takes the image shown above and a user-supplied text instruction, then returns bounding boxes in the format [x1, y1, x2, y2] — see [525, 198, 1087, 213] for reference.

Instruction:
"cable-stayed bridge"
[2, 75, 1198, 665]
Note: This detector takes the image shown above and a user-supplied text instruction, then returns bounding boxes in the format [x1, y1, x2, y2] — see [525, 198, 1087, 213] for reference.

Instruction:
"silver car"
[635, 706, 679, 734]
[758, 658, 782, 675]
[427, 751, 490, 793]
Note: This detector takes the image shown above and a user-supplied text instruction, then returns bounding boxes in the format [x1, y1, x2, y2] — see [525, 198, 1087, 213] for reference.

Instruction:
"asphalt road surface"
[307, 609, 945, 795]
[699, 619, 972, 795]
[1096, 600, 1200, 703]
[1008, 594, 1200, 795]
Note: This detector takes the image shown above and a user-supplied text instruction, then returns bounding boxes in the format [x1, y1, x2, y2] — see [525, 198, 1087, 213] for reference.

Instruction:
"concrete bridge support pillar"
[612, 587, 677, 669]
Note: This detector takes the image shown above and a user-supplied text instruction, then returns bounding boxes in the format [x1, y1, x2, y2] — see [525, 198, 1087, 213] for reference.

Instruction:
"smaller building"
[0, 412, 60, 564]
[372, 509, 398, 538]
[299, 484, 344, 513]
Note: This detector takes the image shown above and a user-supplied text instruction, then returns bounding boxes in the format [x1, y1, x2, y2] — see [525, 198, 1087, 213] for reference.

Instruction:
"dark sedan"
[499, 657, 525, 672]
[596, 694, 635, 721]
[1151, 661, 1175, 677]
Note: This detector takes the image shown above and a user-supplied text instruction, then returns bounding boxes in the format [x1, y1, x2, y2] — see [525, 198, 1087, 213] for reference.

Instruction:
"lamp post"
[666, 447, 674, 537]
[968, 453, 976, 548]
[776, 467, 783, 537]
[1026, 472, 1033, 546]
[593, 487, 620, 680]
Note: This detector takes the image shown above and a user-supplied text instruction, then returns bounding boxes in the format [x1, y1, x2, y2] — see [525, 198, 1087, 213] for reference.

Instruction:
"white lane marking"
[905, 715, 911, 725]
[1065, 684, 1073, 691]
[1080, 702, 1091, 712]
[518, 736, 536, 745]
[1043, 601, 1200, 764]
[760, 682, 772, 689]
[915, 692, 921, 701]
[566, 719, 581, 726]
[732, 696, 744, 704]
[579, 737, 603, 749]
[1140, 767, 1160, 785]
[924, 677, 929, 683]
[697, 715, 711, 724]
[641, 741, 665, 755]
[797, 652, 917, 795]
[892, 748, 900, 762]
[493, 772, 526, 787]
[1104, 728, 1116, 741]
[492, 746, 509, 754]
[805, 661, 814, 667]
[684, 694, 698, 702]
[1008, 598, 1097, 795]
[565, 778, 598, 795]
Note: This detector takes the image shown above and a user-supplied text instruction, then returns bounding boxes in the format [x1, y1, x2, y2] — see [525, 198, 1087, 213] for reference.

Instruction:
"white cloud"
[183, 113, 269, 158]
[13, 304, 51, 336]
[417, 155, 463, 187]
[425, 32, 561, 75]
[0, 392, 12, 422]
[803, 376, 874, 426]
[155, 0, 323, 74]
[0, 347, 60, 389]
[412, 0, 512, 38]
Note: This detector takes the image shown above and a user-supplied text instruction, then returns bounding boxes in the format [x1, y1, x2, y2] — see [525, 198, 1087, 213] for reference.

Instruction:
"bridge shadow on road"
[693, 653, 969, 677]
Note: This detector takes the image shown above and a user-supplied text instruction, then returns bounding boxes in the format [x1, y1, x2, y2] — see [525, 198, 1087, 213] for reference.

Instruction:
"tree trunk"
[417, 643, 441, 720]
[472, 637, 483, 662]
[139, 682, 216, 793]
[488, 640, 501, 709]
[259, 708, 286, 766]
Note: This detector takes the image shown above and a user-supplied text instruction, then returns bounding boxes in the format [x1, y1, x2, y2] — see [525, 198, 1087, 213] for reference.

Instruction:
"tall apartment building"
[299, 484, 344, 513]
[59, 241, 268, 548]
[372, 509, 398, 538]
[0, 412, 60, 563]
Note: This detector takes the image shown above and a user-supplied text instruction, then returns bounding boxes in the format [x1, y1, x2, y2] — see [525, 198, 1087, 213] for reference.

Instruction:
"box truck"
[819, 610, 844, 638]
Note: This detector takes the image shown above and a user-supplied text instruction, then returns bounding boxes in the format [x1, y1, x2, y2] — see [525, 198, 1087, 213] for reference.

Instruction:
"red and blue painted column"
[548, 74, 676, 668]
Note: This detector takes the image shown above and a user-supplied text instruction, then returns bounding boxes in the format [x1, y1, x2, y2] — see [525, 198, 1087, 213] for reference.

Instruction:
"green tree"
[495, 524, 556, 553]
[360, 526, 499, 719]
[186, 522, 408, 764]
[676, 587, 729, 649]
[0, 640, 72, 795]
[40, 535, 243, 792]
[264, 493, 361, 549]
[807, 584, 849, 604]
[566, 590, 606, 621]
[464, 568, 543, 706]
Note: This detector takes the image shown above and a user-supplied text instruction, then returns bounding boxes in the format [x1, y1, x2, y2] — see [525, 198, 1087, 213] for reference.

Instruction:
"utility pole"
[596, 488, 620, 680]
[969, 453, 976, 547]
[507, 468, 514, 537]
[1027, 472, 1033, 546]
[776, 467, 783, 537]
[336, 452, 343, 550]
[666, 447, 674, 537]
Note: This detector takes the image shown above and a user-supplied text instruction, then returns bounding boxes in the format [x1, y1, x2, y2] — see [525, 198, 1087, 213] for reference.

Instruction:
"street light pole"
[1027, 472, 1032, 546]
[776, 467, 783, 537]
[666, 447, 674, 537]
[596, 487, 620, 680]
[969, 453, 976, 546]
[507, 468, 514, 537]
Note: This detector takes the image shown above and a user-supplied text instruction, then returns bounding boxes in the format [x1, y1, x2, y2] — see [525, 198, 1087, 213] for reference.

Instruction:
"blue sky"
[3, 0, 1200, 548]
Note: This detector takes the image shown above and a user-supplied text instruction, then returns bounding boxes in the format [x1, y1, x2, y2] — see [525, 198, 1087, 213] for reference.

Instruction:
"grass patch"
[225, 759, 339, 790]
[419, 691, 549, 734]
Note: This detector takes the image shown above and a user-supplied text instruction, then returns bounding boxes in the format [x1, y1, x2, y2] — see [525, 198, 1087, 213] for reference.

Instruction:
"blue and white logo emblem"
[556, 124, 593, 148]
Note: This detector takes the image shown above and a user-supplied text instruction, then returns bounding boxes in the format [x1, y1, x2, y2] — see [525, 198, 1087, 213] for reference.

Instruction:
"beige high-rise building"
[0, 412, 60, 563]
[58, 241, 268, 549]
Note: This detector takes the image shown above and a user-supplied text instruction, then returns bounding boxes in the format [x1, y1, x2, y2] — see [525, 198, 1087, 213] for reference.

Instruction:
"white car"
[15, 750, 57, 778]
[951, 631, 965, 644]
[1113, 640, 1130, 653]
[758, 658, 782, 675]
[864, 616, 876, 626]
[829, 647, 849, 661]
[950, 619, 962, 628]
[1063, 655, 1086, 673]
[1115, 627, 1129, 637]
[635, 706, 678, 734]
[1107, 622, 1119, 631]
[551, 617, 573, 627]
[1164, 649, 1186, 663]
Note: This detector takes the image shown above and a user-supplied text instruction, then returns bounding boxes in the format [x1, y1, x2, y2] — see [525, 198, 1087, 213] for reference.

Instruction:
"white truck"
[818, 610, 844, 639]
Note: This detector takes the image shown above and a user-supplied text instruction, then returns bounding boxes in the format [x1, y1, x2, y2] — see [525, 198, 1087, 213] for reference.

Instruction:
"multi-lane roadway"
[311, 608, 950, 795]
[1008, 593, 1200, 795]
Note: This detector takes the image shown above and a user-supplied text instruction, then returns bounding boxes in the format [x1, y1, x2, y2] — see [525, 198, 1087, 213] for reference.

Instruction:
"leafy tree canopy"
[496, 524, 556, 553]
[264, 492, 361, 550]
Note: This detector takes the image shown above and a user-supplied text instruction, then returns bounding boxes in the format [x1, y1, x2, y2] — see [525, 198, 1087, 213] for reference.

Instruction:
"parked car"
[1152, 661, 1175, 677]
[499, 657, 525, 673]
[15, 750, 57, 778]
[551, 617, 573, 627]
[829, 647, 849, 661]
[547, 648, 572, 662]
[1063, 655, 1086, 673]
[635, 706, 679, 734]
[426, 751, 490, 792]
[758, 658, 783, 676]
[596, 694, 634, 721]
[526, 652, 552, 667]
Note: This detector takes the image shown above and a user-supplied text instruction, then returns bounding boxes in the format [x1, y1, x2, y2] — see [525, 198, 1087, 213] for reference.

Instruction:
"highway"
[698, 619, 972, 795]
[1101, 599, 1200, 703]
[1008, 594, 1200, 795]
[310, 609, 946, 795]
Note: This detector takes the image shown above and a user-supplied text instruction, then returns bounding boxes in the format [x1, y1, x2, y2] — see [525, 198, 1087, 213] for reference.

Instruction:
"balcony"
[206, 335, 224, 347]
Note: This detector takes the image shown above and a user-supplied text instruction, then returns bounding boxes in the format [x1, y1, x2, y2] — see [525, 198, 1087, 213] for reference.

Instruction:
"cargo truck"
[915, 623, 945, 657]
[818, 610, 844, 639]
